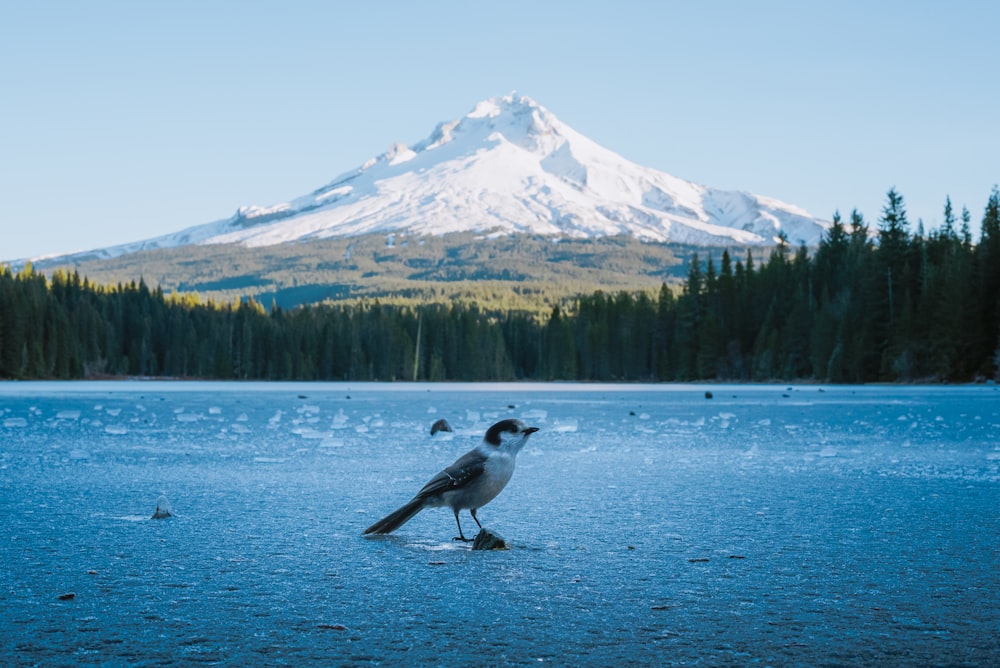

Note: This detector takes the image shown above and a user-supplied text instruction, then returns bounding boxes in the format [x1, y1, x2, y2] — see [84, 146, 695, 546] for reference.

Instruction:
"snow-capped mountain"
[37, 94, 829, 262]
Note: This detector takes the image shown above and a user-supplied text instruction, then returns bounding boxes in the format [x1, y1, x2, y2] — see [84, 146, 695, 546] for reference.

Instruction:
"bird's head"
[484, 418, 539, 452]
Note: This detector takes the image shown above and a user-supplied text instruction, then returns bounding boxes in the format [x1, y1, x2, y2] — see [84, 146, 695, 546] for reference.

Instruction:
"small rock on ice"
[151, 495, 173, 519]
[430, 418, 453, 436]
[472, 529, 508, 551]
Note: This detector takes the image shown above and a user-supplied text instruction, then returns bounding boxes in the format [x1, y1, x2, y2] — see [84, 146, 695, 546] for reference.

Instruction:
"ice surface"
[0, 381, 997, 665]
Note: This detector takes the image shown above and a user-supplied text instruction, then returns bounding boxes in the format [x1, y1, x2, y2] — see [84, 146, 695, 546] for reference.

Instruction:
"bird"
[364, 418, 539, 541]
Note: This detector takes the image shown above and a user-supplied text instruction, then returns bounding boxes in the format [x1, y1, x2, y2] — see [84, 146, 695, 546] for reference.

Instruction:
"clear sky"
[2, 1, 997, 260]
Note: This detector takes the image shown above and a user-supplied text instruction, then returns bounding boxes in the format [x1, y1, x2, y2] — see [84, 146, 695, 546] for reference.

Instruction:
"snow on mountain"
[32, 93, 829, 263]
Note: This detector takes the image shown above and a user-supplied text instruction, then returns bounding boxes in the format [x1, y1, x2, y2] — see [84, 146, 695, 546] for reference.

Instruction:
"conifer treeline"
[1, 188, 998, 382]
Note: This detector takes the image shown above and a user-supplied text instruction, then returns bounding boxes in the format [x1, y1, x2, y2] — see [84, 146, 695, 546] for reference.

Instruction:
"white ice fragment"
[718, 413, 736, 420]
[106, 408, 121, 417]
[57, 410, 81, 420]
[69, 449, 89, 459]
[104, 425, 128, 435]
[268, 410, 283, 425]
[236, 413, 249, 422]
[208, 407, 222, 415]
[298, 405, 320, 415]
[176, 413, 201, 423]
[332, 410, 350, 429]
[292, 427, 326, 439]
[819, 446, 838, 458]
[253, 456, 287, 464]
[552, 418, 579, 433]
[230, 424, 251, 434]
[4, 418, 27, 428]
[757, 419, 771, 426]
[427, 406, 438, 414]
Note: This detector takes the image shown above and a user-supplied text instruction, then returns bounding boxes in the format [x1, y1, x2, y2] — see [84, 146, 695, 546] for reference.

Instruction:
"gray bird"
[364, 419, 539, 541]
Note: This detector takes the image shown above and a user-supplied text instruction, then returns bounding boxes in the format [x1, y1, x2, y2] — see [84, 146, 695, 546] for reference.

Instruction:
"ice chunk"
[819, 446, 838, 458]
[552, 418, 579, 433]
[332, 410, 350, 429]
[3, 418, 27, 428]
[292, 427, 327, 439]
[104, 425, 128, 435]
[57, 410, 81, 420]
[523, 409, 548, 420]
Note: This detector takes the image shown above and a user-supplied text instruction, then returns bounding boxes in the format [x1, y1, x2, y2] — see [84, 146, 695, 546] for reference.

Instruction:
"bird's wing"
[415, 448, 487, 499]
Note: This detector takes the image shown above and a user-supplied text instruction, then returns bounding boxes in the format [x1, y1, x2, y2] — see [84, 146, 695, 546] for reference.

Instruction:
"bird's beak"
[524, 427, 539, 435]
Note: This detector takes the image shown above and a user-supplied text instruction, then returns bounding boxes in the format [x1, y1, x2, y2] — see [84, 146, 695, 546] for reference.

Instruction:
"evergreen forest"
[2, 188, 999, 383]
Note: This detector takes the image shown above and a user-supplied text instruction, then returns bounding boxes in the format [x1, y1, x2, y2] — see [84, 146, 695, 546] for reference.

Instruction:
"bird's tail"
[363, 497, 425, 535]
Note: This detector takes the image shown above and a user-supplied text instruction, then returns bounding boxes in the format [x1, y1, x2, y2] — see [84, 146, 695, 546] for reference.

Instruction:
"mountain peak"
[468, 91, 543, 118]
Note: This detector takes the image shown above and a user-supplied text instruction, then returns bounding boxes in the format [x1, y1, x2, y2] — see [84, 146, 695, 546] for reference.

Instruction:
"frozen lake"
[1, 381, 998, 665]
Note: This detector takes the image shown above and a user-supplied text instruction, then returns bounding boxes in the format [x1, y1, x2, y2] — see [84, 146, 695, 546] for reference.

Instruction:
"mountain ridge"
[20, 94, 829, 265]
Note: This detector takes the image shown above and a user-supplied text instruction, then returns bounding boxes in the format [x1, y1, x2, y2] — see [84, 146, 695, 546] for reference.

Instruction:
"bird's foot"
[452, 535, 473, 543]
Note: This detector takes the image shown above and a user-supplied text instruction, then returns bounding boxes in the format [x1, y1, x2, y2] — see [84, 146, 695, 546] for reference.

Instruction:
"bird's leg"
[470, 508, 483, 530]
[452, 508, 472, 542]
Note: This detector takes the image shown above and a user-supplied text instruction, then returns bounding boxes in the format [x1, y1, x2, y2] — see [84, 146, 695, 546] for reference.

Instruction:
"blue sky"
[2, 1, 997, 260]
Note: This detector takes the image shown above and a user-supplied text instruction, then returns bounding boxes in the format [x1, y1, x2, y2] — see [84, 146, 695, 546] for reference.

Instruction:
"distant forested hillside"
[2, 188, 998, 383]
[33, 233, 688, 312]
